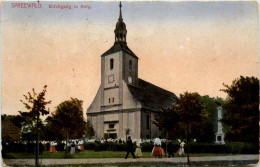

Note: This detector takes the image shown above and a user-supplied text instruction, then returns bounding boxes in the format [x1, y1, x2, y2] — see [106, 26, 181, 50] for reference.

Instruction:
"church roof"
[101, 42, 138, 58]
[127, 79, 178, 112]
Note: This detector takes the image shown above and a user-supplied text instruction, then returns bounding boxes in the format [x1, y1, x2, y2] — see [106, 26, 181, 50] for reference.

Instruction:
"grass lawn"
[4, 150, 227, 159]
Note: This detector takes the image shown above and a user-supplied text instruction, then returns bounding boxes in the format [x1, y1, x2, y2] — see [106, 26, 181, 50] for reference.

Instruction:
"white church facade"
[87, 3, 177, 139]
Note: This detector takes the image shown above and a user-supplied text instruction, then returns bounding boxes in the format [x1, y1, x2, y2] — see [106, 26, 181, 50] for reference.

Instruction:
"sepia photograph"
[1, 0, 259, 166]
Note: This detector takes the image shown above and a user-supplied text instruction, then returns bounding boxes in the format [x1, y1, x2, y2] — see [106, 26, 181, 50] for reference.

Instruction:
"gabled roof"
[2, 118, 21, 131]
[101, 43, 138, 59]
[127, 79, 178, 112]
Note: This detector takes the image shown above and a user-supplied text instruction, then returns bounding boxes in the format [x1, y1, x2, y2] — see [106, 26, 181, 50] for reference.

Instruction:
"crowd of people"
[2, 137, 186, 158]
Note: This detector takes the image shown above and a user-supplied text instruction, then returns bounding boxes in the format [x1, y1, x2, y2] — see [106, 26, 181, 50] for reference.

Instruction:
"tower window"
[146, 114, 150, 130]
[109, 98, 111, 103]
[112, 98, 114, 103]
[110, 59, 114, 70]
[129, 60, 132, 70]
[109, 124, 115, 129]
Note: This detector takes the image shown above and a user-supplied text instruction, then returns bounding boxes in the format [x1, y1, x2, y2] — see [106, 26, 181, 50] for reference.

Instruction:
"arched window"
[110, 59, 114, 70]
[129, 60, 132, 70]
[146, 114, 150, 130]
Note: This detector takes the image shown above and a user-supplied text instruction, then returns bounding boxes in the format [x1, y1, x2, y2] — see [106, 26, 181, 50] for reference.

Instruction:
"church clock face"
[128, 76, 132, 84]
[108, 75, 114, 83]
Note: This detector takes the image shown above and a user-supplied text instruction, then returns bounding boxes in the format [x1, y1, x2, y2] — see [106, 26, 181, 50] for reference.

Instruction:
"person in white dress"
[70, 142, 76, 154]
[177, 142, 185, 156]
[151, 138, 165, 157]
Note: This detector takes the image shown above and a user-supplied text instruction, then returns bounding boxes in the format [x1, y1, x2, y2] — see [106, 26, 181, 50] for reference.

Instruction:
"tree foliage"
[174, 92, 206, 165]
[18, 85, 51, 167]
[85, 121, 95, 138]
[42, 116, 64, 141]
[175, 92, 206, 130]
[153, 108, 180, 139]
[193, 96, 226, 143]
[51, 98, 87, 139]
[19, 85, 51, 119]
[221, 76, 259, 143]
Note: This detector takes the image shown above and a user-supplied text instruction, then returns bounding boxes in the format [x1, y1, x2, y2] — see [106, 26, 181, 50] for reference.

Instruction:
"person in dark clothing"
[125, 136, 136, 159]
[167, 141, 175, 158]
[39, 142, 44, 155]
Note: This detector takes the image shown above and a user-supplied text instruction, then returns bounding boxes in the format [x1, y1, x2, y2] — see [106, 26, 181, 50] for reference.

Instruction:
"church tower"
[100, 2, 138, 111]
[87, 2, 177, 140]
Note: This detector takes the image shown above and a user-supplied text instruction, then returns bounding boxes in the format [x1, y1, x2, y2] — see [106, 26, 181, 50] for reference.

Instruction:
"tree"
[153, 108, 180, 157]
[51, 98, 87, 156]
[193, 96, 226, 143]
[19, 85, 51, 167]
[84, 121, 95, 138]
[20, 117, 44, 142]
[153, 108, 180, 139]
[42, 116, 64, 141]
[221, 76, 259, 143]
[174, 92, 206, 166]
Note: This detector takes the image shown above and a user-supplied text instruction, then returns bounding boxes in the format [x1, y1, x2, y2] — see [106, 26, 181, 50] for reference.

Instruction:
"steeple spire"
[119, 1, 122, 21]
[114, 1, 127, 44]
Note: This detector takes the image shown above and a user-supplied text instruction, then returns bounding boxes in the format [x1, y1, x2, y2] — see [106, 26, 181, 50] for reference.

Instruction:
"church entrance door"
[108, 133, 117, 139]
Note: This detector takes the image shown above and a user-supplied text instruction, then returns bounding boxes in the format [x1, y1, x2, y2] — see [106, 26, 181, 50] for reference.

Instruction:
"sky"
[1, 1, 259, 117]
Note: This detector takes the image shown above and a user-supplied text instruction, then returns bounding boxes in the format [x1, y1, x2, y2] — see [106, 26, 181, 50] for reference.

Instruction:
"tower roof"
[101, 42, 138, 58]
[101, 2, 138, 58]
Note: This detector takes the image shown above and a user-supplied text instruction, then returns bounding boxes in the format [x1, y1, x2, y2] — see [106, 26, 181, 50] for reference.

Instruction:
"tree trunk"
[35, 114, 39, 167]
[66, 130, 69, 156]
[187, 124, 190, 166]
[165, 130, 168, 157]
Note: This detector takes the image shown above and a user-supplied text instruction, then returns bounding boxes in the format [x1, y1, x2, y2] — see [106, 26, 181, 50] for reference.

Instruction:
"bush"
[2, 141, 258, 154]
[83, 143, 95, 150]
[140, 142, 154, 152]
[83, 142, 258, 154]
[187, 142, 258, 154]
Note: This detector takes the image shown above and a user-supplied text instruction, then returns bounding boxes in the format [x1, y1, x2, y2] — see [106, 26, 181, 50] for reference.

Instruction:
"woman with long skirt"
[151, 138, 165, 158]
[135, 139, 143, 158]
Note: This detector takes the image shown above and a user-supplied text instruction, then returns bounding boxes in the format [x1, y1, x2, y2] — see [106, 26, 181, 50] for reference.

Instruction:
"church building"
[87, 2, 178, 139]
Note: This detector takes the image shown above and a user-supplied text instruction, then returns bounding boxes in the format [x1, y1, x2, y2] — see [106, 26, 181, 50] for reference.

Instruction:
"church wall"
[120, 110, 141, 139]
[104, 113, 119, 121]
[96, 115, 104, 139]
[91, 116, 97, 138]
[122, 112, 128, 139]
[103, 88, 120, 106]
[122, 53, 138, 86]
[134, 110, 141, 139]
[87, 86, 102, 113]
[102, 105, 121, 112]
[128, 111, 135, 138]
[103, 52, 121, 89]
[141, 111, 151, 139]
[104, 123, 119, 137]
[140, 111, 162, 139]
[87, 115, 104, 139]
[118, 112, 123, 138]
[122, 81, 141, 109]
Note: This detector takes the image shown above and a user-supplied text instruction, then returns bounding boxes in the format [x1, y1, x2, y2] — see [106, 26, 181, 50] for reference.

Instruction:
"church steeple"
[119, 2, 122, 21]
[114, 2, 127, 44]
